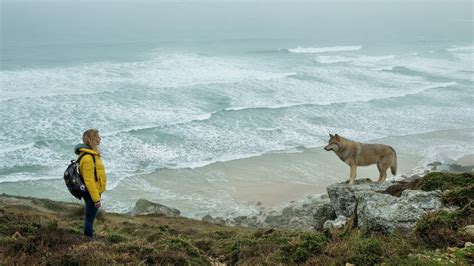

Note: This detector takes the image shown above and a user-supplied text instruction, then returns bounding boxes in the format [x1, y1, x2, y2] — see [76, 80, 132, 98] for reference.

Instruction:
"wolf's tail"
[390, 147, 397, 176]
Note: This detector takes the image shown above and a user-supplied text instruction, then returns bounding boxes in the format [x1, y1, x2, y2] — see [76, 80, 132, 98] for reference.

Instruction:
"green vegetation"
[443, 185, 474, 207]
[350, 236, 383, 265]
[412, 172, 474, 250]
[1, 171, 473, 265]
[415, 210, 463, 248]
[415, 172, 473, 192]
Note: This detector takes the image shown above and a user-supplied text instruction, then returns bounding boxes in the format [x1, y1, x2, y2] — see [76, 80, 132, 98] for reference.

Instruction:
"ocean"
[1, 0, 473, 218]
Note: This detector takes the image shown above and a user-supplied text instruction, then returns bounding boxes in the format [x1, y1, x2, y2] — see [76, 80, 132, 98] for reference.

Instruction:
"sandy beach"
[455, 154, 474, 166]
[129, 147, 422, 213]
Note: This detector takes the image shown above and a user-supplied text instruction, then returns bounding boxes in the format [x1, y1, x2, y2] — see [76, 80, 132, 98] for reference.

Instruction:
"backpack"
[63, 153, 98, 200]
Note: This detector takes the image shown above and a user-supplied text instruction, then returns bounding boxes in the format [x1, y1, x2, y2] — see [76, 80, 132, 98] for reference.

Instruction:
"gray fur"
[324, 134, 397, 185]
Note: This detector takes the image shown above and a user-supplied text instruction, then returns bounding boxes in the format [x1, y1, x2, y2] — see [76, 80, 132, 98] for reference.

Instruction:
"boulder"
[357, 189, 443, 233]
[266, 196, 332, 231]
[326, 179, 392, 217]
[228, 194, 331, 231]
[201, 215, 227, 225]
[313, 203, 337, 230]
[460, 225, 474, 239]
[130, 199, 180, 217]
[323, 215, 348, 230]
[325, 179, 446, 233]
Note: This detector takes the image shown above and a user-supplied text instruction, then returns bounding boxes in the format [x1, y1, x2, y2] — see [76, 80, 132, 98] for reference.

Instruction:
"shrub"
[415, 210, 463, 248]
[107, 233, 127, 243]
[279, 232, 327, 263]
[443, 185, 474, 207]
[349, 236, 383, 265]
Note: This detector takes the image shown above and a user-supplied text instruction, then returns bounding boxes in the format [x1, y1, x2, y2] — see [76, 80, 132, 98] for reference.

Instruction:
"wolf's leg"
[378, 161, 389, 182]
[376, 163, 383, 182]
[349, 165, 357, 185]
[380, 170, 388, 182]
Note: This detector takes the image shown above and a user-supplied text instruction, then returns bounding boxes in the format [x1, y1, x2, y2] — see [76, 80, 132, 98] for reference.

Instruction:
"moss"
[416, 172, 474, 192]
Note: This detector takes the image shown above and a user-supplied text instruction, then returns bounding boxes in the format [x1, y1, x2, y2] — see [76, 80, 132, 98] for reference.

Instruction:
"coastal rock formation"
[262, 197, 332, 230]
[202, 214, 227, 225]
[324, 179, 446, 233]
[202, 172, 466, 233]
[357, 189, 443, 233]
[323, 215, 348, 230]
[313, 203, 337, 230]
[130, 199, 181, 217]
[326, 178, 392, 217]
[202, 195, 333, 231]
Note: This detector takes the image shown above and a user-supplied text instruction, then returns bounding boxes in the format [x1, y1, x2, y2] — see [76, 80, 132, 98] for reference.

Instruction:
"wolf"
[324, 134, 397, 185]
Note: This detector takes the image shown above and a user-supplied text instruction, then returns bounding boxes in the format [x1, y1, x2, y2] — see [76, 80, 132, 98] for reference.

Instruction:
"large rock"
[223, 194, 332, 231]
[357, 189, 443, 233]
[313, 203, 337, 230]
[460, 225, 474, 239]
[323, 215, 348, 230]
[325, 179, 447, 233]
[130, 199, 180, 217]
[326, 179, 392, 217]
[201, 215, 227, 225]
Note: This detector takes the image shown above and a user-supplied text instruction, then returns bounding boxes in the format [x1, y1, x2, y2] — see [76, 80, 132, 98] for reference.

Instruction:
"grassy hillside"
[1, 172, 473, 265]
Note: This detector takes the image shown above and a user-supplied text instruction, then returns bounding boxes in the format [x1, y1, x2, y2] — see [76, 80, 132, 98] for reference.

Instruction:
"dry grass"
[1, 171, 473, 265]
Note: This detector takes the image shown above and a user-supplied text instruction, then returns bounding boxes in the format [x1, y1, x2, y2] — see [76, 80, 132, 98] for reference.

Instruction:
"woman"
[74, 129, 107, 238]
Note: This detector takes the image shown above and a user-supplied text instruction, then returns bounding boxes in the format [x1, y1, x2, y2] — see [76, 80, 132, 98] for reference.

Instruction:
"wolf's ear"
[335, 134, 341, 141]
[329, 134, 334, 138]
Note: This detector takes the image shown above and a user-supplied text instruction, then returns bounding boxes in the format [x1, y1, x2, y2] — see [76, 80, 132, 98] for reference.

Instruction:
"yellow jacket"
[75, 145, 106, 203]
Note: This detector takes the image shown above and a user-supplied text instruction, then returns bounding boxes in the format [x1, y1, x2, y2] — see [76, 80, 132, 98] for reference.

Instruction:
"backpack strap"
[77, 153, 98, 182]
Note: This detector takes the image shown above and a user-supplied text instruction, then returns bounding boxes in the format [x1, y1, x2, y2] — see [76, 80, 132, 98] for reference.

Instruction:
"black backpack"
[63, 153, 98, 200]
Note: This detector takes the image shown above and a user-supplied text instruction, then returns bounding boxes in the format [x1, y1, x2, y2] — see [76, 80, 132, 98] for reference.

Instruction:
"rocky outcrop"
[326, 179, 392, 218]
[202, 214, 226, 225]
[323, 215, 348, 230]
[324, 179, 446, 233]
[130, 199, 180, 217]
[460, 225, 474, 238]
[202, 175, 452, 233]
[202, 195, 332, 231]
[357, 189, 443, 233]
[313, 203, 337, 230]
[260, 197, 332, 231]
[428, 162, 474, 173]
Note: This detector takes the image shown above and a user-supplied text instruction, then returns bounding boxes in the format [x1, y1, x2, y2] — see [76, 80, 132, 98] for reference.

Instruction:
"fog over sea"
[1, 0, 473, 218]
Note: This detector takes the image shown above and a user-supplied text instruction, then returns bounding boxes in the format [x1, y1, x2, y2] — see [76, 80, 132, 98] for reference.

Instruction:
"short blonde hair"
[82, 128, 100, 153]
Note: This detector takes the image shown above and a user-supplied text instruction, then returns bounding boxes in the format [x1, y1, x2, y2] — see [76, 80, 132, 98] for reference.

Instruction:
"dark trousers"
[83, 194, 99, 237]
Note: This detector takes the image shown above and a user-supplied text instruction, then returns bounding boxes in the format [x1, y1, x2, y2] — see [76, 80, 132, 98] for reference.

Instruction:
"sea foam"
[288, 45, 362, 53]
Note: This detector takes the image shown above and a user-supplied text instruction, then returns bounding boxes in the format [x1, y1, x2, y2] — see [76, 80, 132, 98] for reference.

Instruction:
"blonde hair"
[82, 128, 100, 153]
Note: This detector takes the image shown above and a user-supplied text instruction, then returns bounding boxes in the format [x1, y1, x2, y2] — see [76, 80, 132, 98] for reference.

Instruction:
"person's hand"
[94, 201, 101, 208]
